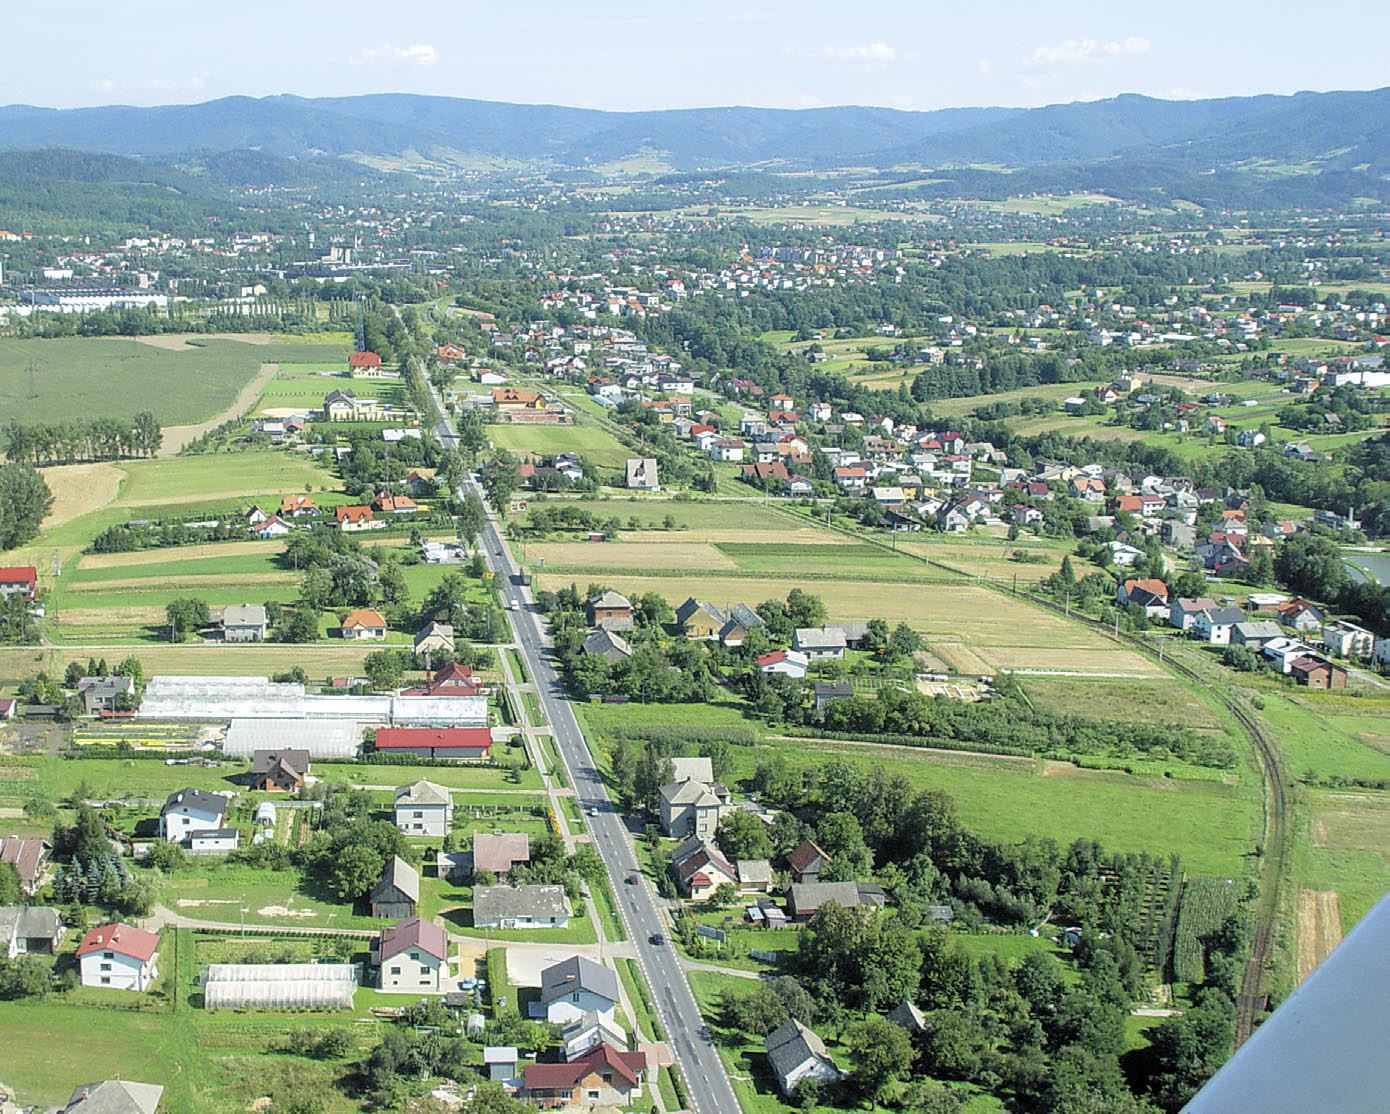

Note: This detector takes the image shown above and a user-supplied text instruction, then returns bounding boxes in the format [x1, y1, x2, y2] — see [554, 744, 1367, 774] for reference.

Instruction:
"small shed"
[254, 803, 277, 827]
[484, 1046, 520, 1082]
[467, 1012, 486, 1035]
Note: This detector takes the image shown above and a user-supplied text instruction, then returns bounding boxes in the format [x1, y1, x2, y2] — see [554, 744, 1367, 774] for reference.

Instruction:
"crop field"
[252, 364, 358, 414]
[115, 451, 335, 506]
[1019, 675, 1230, 728]
[536, 571, 1158, 675]
[0, 334, 350, 425]
[1255, 691, 1390, 784]
[1299, 790, 1390, 933]
[0, 642, 413, 684]
[487, 420, 631, 469]
[517, 498, 793, 533]
[1296, 889, 1343, 983]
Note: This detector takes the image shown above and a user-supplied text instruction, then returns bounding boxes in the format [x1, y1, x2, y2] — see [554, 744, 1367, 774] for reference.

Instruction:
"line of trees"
[4, 412, 161, 465]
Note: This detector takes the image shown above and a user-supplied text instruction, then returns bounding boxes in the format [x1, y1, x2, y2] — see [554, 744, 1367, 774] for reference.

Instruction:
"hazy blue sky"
[11, 1, 1390, 113]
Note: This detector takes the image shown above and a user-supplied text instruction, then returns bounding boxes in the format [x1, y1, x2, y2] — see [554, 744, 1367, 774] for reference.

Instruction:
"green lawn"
[116, 452, 336, 505]
[1254, 690, 1390, 785]
[0, 335, 351, 426]
[488, 421, 632, 469]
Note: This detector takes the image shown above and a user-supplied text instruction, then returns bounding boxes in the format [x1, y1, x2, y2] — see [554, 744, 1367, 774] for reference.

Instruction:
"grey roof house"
[473, 884, 571, 929]
[221, 603, 268, 643]
[766, 1019, 844, 1096]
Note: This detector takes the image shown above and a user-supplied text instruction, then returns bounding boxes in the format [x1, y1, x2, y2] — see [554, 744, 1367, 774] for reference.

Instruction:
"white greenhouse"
[202, 962, 359, 1010]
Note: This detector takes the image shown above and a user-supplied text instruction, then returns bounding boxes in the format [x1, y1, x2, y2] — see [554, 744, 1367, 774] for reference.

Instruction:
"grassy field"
[1296, 790, 1390, 933]
[1254, 690, 1390, 785]
[0, 334, 351, 425]
[488, 421, 631, 469]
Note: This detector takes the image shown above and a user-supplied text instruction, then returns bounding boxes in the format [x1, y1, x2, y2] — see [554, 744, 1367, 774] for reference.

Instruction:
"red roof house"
[0, 566, 37, 600]
[373, 727, 492, 760]
[348, 351, 383, 370]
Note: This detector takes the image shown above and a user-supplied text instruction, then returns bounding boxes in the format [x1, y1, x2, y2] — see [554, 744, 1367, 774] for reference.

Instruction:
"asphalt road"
[432, 409, 740, 1114]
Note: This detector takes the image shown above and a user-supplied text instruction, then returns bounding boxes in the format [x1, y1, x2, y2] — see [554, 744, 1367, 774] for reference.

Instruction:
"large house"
[675, 597, 725, 640]
[0, 905, 63, 958]
[371, 856, 420, 919]
[521, 1043, 646, 1109]
[0, 566, 37, 601]
[670, 838, 739, 900]
[335, 504, 378, 532]
[413, 621, 455, 657]
[1169, 597, 1220, 632]
[586, 591, 634, 632]
[757, 649, 809, 679]
[581, 628, 633, 664]
[1323, 620, 1375, 659]
[393, 780, 453, 836]
[659, 779, 724, 840]
[766, 1019, 844, 1097]
[341, 609, 388, 640]
[529, 955, 620, 1026]
[75, 675, 134, 714]
[250, 749, 310, 792]
[76, 923, 160, 990]
[221, 604, 268, 643]
[473, 884, 571, 930]
[159, 788, 228, 843]
[374, 915, 449, 993]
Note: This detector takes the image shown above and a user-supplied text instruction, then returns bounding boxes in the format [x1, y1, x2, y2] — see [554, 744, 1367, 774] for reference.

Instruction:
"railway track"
[1016, 591, 1290, 1044]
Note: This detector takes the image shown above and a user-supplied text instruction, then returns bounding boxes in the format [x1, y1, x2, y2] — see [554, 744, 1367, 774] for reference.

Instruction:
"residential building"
[250, 749, 310, 792]
[670, 839, 739, 900]
[62, 1080, 164, 1114]
[813, 682, 854, 715]
[75, 675, 134, 714]
[334, 505, 378, 531]
[581, 628, 633, 664]
[1323, 620, 1375, 659]
[1289, 656, 1348, 690]
[371, 856, 420, 919]
[1232, 621, 1283, 651]
[159, 788, 228, 843]
[529, 956, 620, 1026]
[757, 649, 809, 679]
[675, 597, 726, 640]
[625, 457, 660, 491]
[221, 603, 268, 643]
[1194, 607, 1245, 645]
[1277, 598, 1326, 632]
[0, 836, 51, 894]
[393, 780, 453, 836]
[0, 566, 37, 600]
[586, 591, 634, 632]
[413, 622, 455, 657]
[1169, 597, 1220, 632]
[76, 923, 160, 990]
[473, 884, 571, 930]
[374, 915, 449, 993]
[659, 779, 723, 839]
[561, 1012, 629, 1060]
[1116, 578, 1169, 618]
[766, 1019, 844, 1097]
[520, 1043, 645, 1109]
[341, 608, 388, 640]
[793, 626, 847, 661]
[0, 905, 63, 958]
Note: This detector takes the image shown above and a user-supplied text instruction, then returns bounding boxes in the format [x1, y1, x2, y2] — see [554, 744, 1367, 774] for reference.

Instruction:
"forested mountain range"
[2, 87, 1389, 174]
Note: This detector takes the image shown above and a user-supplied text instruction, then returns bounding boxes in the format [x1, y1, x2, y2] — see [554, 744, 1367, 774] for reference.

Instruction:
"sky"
[9, 1, 1390, 114]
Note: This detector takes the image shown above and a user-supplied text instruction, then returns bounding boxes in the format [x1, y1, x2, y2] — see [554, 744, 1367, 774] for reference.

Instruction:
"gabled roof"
[539, 955, 620, 1005]
[76, 922, 159, 962]
[374, 855, 420, 902]
[63, 1079, 164, 1114]
[524, 1043, 645, 1090]
[587, 590, 633, 611]
[161, 787, 227, 817]
[793, 626, 847, 650]
[0, 836, 50, 885]
[766, 1019, 837, 1084]
[251, 749, 310, 779]
[341, 608, 387, 630]
[661, 780, 720, 808]
[674, 844, 738, 887]
[377, 914, 448, 962]
[788, 839, 831, 874]
[394, 780, 451, 807]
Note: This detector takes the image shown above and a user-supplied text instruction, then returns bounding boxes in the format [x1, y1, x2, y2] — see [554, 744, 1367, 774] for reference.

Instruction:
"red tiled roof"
[76, 922, 159, 962]
[524, 1044, 645, 1090]
[349, 351, 382, 368]
[0, 566, 36, 589]
[342, 609, 387, 630]
[374, 727, 492, 751]
[377, 915, 448, 962]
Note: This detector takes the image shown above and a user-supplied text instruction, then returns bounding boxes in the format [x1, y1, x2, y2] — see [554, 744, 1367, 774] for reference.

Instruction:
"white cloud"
[810, 41, 902, 72]
[352, 42, 438, 68]
[1024, 35, 1151, 67]
[977, 60, 992, 77]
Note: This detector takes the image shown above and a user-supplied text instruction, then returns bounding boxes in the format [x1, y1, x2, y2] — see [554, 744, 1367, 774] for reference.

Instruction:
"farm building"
[371, 856, 420, 919]
[225, 719, 361, 759]
[202, 962, 359, 1010]
[373, 726, 492, 760]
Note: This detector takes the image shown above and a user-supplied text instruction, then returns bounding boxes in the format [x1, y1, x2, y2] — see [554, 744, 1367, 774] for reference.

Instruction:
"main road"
[431, 401, 740, 1114]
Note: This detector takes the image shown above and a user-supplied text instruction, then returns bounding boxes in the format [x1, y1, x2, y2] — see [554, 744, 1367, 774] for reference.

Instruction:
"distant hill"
[0, 88, 1388, 205]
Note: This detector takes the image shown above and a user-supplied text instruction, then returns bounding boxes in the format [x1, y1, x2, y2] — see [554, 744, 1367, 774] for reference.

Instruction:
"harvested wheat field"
[529, 540, 739, 571]
[1297, 889, 1343, 982]
[79, 540, 284, 570]
[132, 332, 278, 350]
[38, 463, 126, 528]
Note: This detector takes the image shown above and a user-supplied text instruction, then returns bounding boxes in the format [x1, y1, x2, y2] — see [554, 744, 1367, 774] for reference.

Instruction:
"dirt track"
[157, 361, 279, 457]
[1296, 889, 1343, 982]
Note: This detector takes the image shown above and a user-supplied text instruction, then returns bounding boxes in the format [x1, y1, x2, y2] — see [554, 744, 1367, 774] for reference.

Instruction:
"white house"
[158, 788, 229, 843]
[375, 915, 449, 993]
[793, 627, 847, 661]
[766, 1020, 844, 1097]
[756, 649, 809, 679]
[393, 780, 453, 837]
[473, 884, 572, 930]
[1323, 620, 1375, 659]
[77, 923, 160, 991]
[1194, 607, 1244, 645]
[529, 956, 620, 1027]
